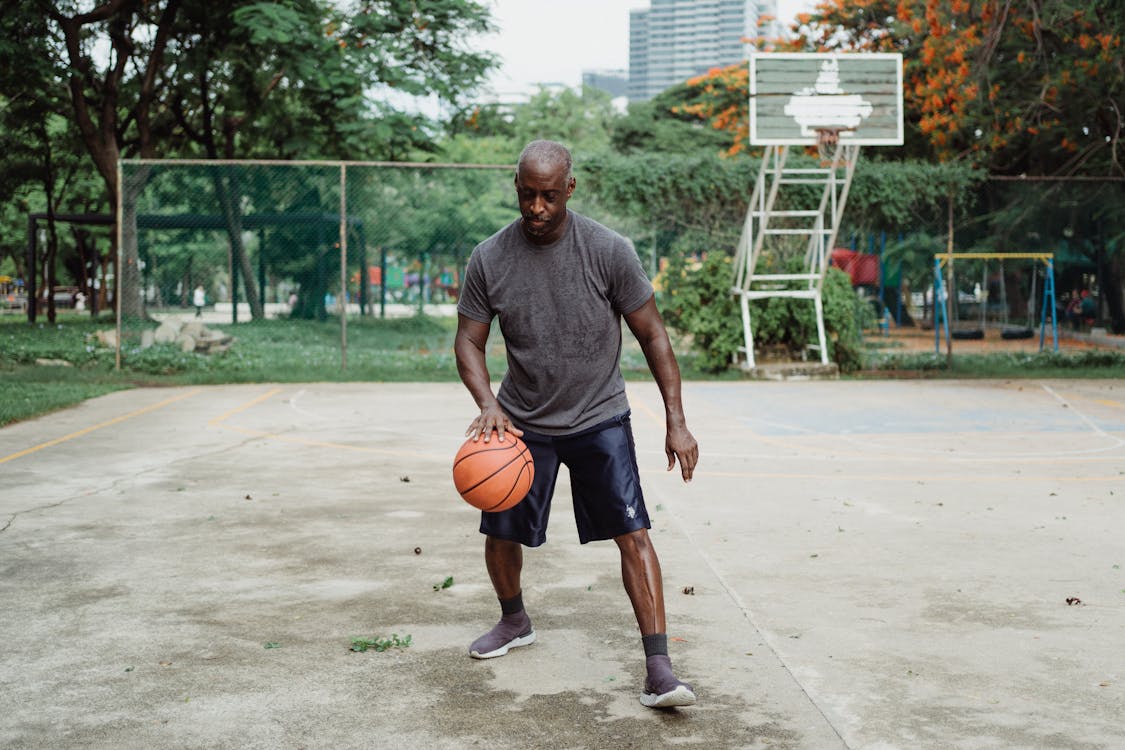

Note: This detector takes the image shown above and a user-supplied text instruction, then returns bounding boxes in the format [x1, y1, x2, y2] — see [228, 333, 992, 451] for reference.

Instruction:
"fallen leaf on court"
[682, 586, 695, 595]
[244, 494, 252, 500]
[124, 666, 134, 672]
[159, 661, 172, 667]
[264, 642, 281, 649]
[1066, 597, 1082, 605]
[351, 634, 412, 652]
[433, 576, 453, 591]
[400, 476, 411, 483]
[1099, 681, 1110, 687]
[671, 637, 687, 643]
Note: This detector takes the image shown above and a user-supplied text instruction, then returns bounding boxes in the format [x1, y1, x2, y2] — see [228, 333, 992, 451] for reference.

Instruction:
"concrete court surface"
[1, 379, 1123, 750]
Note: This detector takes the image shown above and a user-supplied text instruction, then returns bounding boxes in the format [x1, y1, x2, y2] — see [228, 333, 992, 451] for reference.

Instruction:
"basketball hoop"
[815, 128, 843, 165]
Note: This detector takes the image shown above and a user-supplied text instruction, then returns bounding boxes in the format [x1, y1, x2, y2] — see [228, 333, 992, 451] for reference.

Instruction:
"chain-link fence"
[115, 159, 525, 363]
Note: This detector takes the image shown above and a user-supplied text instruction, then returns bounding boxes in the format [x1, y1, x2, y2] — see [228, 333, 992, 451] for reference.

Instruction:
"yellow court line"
[0, 389, 202, 466]
[207, 387, 284, 426]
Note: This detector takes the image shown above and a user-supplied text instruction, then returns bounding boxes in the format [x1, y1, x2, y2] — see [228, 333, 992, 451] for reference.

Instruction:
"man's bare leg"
[469, 536, 535, 659]
[615, 528, 696, 708]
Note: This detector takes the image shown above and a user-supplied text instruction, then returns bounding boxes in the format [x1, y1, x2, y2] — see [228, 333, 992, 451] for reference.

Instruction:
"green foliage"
[510, 87, 618, 155]
[583, 152, 754, 247]
[847, 160, 984, 232]
[611, 97, 732, 156]
[432, 576, 454, 591]
[350, 634, 412, 653]
[821, 267, 866, 373]
[661, 254, 741, 373]
[664, 257, 867, 373]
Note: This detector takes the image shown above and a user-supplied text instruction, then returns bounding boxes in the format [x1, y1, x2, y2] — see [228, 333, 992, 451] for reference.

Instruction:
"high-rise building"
[628, 0, 779, 102]
[582, 69, 629, 99]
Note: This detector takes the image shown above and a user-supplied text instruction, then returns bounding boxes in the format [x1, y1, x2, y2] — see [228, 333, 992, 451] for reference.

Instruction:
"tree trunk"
[211, 170, 263, 320]
[1098, 246, 1125, 334]
[119, 166, 152, 320]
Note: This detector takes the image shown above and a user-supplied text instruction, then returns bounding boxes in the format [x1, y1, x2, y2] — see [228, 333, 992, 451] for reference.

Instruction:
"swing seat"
[951, 328, 984, 340]
[1000, 326, 1034, 340]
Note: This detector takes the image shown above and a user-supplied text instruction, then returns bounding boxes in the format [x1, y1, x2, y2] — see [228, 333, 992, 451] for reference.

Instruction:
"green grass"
[858, 348, 1125, 378]
[1, 313, 473, 426]
[3, 313, 1123, 427]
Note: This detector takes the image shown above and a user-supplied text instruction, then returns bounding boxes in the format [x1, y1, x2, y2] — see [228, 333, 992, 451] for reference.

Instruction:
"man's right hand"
[467, 404, 524, 443]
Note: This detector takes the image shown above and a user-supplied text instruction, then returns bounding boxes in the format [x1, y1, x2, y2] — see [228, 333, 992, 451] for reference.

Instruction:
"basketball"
[452, 432, 535, 512]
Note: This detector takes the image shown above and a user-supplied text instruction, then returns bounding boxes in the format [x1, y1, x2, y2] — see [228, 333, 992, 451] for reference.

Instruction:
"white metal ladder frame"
[731, 140, 861, 368]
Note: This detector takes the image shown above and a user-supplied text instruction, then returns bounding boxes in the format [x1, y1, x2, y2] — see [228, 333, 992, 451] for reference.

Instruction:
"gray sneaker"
[640, 682, 697, 709]
[469, 619, 536, 659]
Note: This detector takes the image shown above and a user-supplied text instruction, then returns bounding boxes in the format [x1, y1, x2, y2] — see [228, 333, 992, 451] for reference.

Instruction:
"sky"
[478, 0, 818, 96]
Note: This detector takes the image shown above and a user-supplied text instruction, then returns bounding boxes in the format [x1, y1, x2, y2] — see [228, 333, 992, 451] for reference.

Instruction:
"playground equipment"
[734, 53, 903, 368]
[932, 252, 1058, 354]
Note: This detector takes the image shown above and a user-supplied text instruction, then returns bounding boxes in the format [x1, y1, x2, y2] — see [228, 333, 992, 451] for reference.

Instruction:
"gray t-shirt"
[458, 210, 654, 435]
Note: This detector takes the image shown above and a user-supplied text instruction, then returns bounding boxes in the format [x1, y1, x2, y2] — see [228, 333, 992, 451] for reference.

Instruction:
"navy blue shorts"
[479, 412, 651, 547]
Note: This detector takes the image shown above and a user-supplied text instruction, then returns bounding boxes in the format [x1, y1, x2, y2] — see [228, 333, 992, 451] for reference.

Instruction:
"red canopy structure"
[829, 248, 880, 287]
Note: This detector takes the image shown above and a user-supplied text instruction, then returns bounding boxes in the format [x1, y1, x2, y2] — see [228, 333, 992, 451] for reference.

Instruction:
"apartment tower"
[629, 0, 779, 101]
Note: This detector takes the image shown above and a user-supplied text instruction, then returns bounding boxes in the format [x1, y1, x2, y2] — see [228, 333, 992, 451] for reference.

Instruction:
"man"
[453, 140, 699, 709]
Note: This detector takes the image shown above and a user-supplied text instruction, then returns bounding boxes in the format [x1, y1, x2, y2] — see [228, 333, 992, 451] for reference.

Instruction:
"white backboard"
[749, 53, 904, 146]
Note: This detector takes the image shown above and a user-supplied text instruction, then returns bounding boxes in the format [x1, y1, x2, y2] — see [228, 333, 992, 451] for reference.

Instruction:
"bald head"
[513, 140, 576, 245]
[517, 140, 573, 181]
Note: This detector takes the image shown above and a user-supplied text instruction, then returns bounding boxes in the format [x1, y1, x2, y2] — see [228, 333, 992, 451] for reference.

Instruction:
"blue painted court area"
[698, 380, 1125, 437]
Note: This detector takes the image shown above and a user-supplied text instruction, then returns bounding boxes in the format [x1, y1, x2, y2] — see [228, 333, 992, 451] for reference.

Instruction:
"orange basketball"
[452, 432, 535, 512]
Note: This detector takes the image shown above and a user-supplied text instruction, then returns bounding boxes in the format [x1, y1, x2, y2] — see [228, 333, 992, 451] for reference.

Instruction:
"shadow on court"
[1, 380, 1122, 749]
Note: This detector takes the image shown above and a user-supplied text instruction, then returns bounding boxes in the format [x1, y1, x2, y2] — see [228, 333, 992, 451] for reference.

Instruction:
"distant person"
[1080, 290, 1097, 326]
[193, 285, 206, 317]
[455, 139, 699, 709]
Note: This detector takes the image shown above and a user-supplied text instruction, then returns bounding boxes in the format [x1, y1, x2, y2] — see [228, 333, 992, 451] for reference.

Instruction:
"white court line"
[630, 391, 852, 747]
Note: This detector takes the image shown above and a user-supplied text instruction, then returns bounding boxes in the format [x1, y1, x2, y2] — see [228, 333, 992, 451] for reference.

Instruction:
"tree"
[793, 0, 1123, 174]
[1, 3, 106, 322]
[34, 0, 498, 320]
[610, 94, 736, 159]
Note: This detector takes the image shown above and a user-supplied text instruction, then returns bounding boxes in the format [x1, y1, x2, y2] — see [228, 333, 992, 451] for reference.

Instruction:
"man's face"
[515, 159, 575, 245]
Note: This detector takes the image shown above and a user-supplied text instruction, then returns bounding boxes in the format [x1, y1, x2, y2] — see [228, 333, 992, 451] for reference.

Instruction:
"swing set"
[932, 252, 1058, 354]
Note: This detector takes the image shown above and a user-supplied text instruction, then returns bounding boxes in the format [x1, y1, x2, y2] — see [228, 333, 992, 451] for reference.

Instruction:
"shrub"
[663, 255, 866, 373]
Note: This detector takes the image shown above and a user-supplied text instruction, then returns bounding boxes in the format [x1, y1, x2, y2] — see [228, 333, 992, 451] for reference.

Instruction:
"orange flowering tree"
[673, 1, 1123, 176]
[791, 0, 1124, 176]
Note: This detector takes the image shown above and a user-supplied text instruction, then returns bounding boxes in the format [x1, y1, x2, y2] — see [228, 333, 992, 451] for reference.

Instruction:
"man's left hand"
[666, 425, 698, 482]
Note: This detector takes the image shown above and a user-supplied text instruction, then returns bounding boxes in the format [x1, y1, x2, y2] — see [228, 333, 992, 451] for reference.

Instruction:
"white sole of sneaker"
[639, 684, 697, 709]
[469, 630, 536, 659]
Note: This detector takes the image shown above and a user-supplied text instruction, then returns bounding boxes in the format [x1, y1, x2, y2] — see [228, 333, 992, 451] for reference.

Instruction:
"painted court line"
[0, 389, 201, 466]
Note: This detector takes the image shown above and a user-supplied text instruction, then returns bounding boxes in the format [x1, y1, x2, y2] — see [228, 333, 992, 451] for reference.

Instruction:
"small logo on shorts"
[625, 505, 637, 520]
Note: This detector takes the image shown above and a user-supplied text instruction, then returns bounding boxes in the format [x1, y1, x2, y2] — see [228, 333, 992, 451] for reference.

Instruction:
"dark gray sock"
[499, 592, 524, 616]
[642, 633, 668, 657]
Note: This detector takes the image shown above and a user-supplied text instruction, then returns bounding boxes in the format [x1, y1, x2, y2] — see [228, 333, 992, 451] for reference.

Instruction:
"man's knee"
[614, 527, 655, 558]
